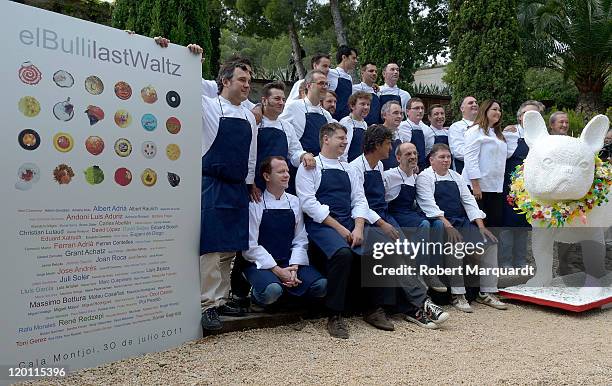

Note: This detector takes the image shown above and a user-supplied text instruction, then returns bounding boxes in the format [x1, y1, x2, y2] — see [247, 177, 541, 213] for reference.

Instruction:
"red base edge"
[499, 290, 612, 312]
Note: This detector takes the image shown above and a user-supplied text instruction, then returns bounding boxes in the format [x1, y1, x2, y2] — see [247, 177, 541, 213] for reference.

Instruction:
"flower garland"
[507, 156, 612, 228]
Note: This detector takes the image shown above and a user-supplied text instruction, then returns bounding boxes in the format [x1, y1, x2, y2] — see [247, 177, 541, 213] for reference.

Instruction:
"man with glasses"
[399, 98, 428, 171]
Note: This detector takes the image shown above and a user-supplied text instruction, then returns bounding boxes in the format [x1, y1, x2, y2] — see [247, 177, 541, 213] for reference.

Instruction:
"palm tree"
[518, 0, 612, 117]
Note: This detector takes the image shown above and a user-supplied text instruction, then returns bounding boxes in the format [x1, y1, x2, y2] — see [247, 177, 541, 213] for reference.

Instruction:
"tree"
[410, 0, 449, 66]
[445, 0, 527, 122]
[112, 0, 214, 78]
[358, 0, 416, 85]
[329, 0, 347, 46]
[518, 0, 612, 116]
[22, 0, 113, 25]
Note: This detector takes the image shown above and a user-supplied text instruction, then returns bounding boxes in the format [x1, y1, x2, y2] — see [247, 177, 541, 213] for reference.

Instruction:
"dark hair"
[472, 99, 504, 140]
[216, 59, 251, 93]
[349, 91, 372, 106]
[429, 143, 451, 160]
[363, 124, 393, 154]
[226, 54, 253, 69]
[325, 90, 337, 99]
[428, 104, 445, 116]
[319, 122, 347, 146]
[336, 45, 357, 64]
[259, 155, 287, 179]
[407, 97, 424, 110]
[360, 62, 377, 71]
[311, 53, 331, 68]
[262, 81, 285, 98]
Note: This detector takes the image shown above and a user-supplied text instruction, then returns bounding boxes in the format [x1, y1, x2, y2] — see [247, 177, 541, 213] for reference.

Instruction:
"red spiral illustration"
[19, 62, 42, 85]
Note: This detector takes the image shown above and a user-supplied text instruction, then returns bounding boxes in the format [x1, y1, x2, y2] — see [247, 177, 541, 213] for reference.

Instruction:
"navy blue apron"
[407, 122, 426, 171]
[332, 72, 352, 121]
[360, 157, 399, 227]
[381, 137, 402, 170]
[377, 92, 401, 124]
[425, 127, 450, 168]
[502, 135, 530, 227]
[201, 99, 251, 254]
[299, 100, 326, 155]
[387, 169, 427, 227]
[305, 157, 362, 257]
[365, 92, 380, 126]
[347, 119, 366, 162]
[255, 121, 289, 192]
[243, 195, 322, 297]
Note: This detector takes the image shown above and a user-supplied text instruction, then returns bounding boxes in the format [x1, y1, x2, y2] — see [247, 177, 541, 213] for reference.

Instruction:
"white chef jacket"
[384, 166, 417, 202]
[398, 119, 429, 143]
[287, 79, 304, 101]
[243, 190, 309, 269]
[259, 116, 306, 168]
[352, 82, 376, 95]
[348, 155, 387, 225]
[296, 154, 370, 224]
[416, 167, 486, 221]
[327, 67, 352, 92]
[201, 78, 256, 109]
[339, 115, 368, 162]
[424, 126, 449, 157]
[448, 118, 473, 163]
[503, 124, 525, 157]
[279, 98, 334, 141]
[462, 126, 508, 192]
[378, 84, 411, 112]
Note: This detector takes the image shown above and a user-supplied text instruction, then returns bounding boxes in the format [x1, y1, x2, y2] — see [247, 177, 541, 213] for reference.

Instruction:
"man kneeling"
[243, 156, 327, 309]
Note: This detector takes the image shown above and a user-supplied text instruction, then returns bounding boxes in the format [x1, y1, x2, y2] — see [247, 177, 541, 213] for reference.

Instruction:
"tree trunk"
[330, 0, 348, 47]
[575, 77, 605, 118]
[288, 22, 306, 79]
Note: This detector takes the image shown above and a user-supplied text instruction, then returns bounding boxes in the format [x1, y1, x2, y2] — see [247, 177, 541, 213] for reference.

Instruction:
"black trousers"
[477, 192, 504, 228]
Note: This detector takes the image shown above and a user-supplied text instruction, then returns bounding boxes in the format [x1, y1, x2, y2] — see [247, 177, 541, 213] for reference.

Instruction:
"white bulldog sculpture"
[521, 111, 611, 287]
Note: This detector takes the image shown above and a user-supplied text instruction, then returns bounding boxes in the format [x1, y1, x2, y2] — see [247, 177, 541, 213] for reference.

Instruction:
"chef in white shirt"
[280, 70, 335, 156]
[380, 101, 404, 170]
[296, 122, 392, 338]
[378, 62, 411, 122]
[416, 143, 507, 313]
[462, 100, 508, 228]
[287, 53, 331, 101]
[352, 62, 380, 125]
[339, 91, 371, 162]
[327, 45, 358, 121]
[448, 96, 478, 173]
[242, 156, 326, 308]
[398, 98, 428, 170]
[423, 104, 449, 158]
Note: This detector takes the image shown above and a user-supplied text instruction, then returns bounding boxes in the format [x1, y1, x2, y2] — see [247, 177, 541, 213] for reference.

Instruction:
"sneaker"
[451, 294, 473, 313]
[424, 298, 450, 324]
[476, 292, 508, 310]
[218, 299, 247, 317]
[201, 307, 222, 331]
[425, 275, 448, 293]
[327, 314, 349, 339]
[363, 307, 395, 331]
[404, 309, 438, 329]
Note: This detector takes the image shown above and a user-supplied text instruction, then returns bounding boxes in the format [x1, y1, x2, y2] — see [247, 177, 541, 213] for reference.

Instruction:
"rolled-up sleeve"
[296, 165, 330, 223]
[416, 172, 445, 218]
[463, 129, 483, 180]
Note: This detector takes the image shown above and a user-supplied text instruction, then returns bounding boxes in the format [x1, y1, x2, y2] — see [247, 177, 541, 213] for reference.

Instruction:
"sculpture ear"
[580, 114, 610, 154]
[523, 111, 548, 148]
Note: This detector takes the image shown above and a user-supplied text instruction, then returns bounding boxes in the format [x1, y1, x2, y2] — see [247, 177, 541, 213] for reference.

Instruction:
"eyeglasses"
[311, 81, 330, 87]
[409, 106, 425, 110]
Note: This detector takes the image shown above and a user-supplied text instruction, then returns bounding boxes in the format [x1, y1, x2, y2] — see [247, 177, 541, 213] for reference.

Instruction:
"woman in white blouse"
[463, 100, 507, 227]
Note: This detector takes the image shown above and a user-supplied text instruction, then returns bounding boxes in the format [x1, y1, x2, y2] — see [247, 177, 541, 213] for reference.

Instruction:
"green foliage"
[406, 83, 451, 96]
[525, 68, 579, 110]
[445, 0, 527, 123]
[410, 0, 450, 65]
[24, 0, 112, 25]
[358, 0, 416, 84]
[112, 0, 213, 78]
[543, 107, 589, 137]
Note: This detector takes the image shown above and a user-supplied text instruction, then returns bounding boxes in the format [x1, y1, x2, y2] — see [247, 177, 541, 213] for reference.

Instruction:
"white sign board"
[0, 1, 202, 377]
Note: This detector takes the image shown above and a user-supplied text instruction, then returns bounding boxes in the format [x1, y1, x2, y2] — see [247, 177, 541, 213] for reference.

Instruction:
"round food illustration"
[167, 172, 180, 187]
[114, 109, 132, 128]
[114, 81, 132, 100]
[18, 129, 41, 151]
[141, 113, 157, 131]
[140, 85, 157, 104]
[53, 164, 75, 184]
[18, 96, 41, 117]
[166, 144, 180, 160]
[85, 136, 105, 155]
[141, 141, 157, 159]
[53, 132, 74, 153]
[114, 167, 132, 186]
[84, 165, 104, 185]
[53, 98, 74, 121]
[166, 90, 181, 108]
[19, 62, 42, 85]
[166, 117, 181, 134]
[114, 138, 132, 157]
[141, 168, 157, 187]
[53, 70, 74, 88]
[15, 163, 40, 191]
[85, 105, 105, 125]
[84, 75, 104, 95]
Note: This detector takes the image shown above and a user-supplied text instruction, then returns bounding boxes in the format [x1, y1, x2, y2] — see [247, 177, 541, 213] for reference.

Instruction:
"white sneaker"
[424, 298, 450, 324]
[451, 294, 473, 313]
[476, 292, 508, 310]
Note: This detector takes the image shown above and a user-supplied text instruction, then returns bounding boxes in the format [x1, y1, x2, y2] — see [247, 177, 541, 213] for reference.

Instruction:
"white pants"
[450, 244, 499, 295]
[200, 252, 235, 310]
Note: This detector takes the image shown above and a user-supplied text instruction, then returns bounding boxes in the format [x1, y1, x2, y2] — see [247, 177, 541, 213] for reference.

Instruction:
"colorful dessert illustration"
[18, 129, 41, 151]
[114, 81, 132, 100]
[167, 172, 180, 187]
[141, 141, 157, 159]
[166, 143, 181, 160]
[114, 109, 132, 128]
[85, 105, 105, 125]
[53, 164, 75, 184]
[53, 132, 74, 153]
[19, 62, 42, 85]
[140, 85, 158, 103]
[85, 136, 105, 155]
[15, 163, 40, 191]
[141, 113, 157, 131]
[114, 138, 132, 157]
[114, 167, 132, 186]
[84, 165, 104, 185]
[166, 117, 181, 134]
[53, 98, 74, 121]
[141, 168, 157, 186]
[53, 70, 74, 88]
[84, 75, 104, 95]
[18, 96, 41, 117]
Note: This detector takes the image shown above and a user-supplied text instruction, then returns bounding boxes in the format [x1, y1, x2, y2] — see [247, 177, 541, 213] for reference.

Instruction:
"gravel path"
[21, 301, 611, 385]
